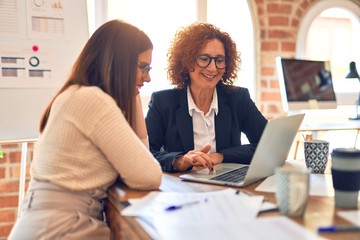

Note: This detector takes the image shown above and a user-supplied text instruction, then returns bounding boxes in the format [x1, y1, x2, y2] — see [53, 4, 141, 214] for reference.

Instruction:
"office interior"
[0, 0, 360, 239]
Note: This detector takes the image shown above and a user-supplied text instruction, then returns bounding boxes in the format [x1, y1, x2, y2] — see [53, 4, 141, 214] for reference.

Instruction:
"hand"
[208, 152, 224, 165]
[173, 145, 214, 171]
[191, 152, 224, 171]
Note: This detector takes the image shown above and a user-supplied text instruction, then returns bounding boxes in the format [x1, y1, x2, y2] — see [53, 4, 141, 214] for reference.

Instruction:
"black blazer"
[145, 83, 268, 172]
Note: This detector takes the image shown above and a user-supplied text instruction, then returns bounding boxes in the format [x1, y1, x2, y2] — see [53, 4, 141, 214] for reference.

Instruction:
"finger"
[199, 144, 211, 153]
[192, 155, 214, 171]
[184, 149, 214, 169]
[193, 151, 214, 166]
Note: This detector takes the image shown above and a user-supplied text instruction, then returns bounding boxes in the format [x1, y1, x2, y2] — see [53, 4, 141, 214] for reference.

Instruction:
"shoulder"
[66, 85, 115, 104]
[148, 88, 185, 111]
[55, 85, 117, 113]
[151, 88, 183, 98]
[217, 84, 251, 101]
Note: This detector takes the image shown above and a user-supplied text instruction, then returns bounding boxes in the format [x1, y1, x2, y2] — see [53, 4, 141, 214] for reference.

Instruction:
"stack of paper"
[121, 188, 322, 240]
[122, 188, 263, 219]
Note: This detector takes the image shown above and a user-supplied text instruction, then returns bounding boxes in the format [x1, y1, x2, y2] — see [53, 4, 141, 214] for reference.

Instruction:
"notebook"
[179, 113, 305, 187]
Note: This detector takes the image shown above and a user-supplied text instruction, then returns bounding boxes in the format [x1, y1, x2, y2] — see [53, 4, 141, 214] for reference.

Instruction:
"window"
[86, 0, 255, 102]
[107, 0, 197, 98]
[207, 0, 255, 97]
[296, 0, 360, 150]
[305, 8, 360, 82]
[296, 0, 360, 98]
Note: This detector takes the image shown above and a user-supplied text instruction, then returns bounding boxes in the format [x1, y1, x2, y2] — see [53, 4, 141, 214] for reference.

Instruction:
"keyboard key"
[210, 166, 249, 183]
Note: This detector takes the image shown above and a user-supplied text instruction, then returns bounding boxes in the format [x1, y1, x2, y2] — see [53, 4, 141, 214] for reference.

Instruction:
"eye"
[215, 57, 225, 63]
[198, 55, 210, 61]
[138, 63, 150, 69]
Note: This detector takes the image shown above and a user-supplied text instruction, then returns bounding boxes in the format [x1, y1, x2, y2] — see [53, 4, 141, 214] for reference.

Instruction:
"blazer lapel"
[175, 88, 194, 150]
[215, 85, 232, 150]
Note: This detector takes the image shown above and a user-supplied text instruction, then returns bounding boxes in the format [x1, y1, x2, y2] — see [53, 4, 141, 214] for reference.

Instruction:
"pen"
[165, 200, 200, 211]
[317, 225, 360, 233]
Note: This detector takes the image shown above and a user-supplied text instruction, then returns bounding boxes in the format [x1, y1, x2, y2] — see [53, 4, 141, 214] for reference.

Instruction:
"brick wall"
[250, 0, 360, 119]
[0, 142, 32, 239]
[250, 0, 313, 119]
[1, 0, 360, 238]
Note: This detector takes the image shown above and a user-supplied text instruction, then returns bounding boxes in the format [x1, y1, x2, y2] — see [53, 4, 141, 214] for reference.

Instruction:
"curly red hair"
[167, 22, 240, 88]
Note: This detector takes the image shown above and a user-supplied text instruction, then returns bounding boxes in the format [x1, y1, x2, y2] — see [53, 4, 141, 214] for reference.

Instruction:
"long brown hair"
[39, 20, 153, 132]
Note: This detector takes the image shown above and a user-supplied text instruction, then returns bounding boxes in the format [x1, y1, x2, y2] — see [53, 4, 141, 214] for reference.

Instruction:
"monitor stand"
[349, 97, 360, 120]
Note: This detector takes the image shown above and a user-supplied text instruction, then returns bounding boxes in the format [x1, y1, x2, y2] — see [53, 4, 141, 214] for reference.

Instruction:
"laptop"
[179, 113, 305, 187]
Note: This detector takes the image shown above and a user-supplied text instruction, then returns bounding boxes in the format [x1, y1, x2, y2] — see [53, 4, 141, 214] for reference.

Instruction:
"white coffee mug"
[275, 166, 310, 216]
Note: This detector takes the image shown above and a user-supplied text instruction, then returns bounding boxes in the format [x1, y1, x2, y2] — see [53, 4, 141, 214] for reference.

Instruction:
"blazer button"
[162, 165, 167, 171]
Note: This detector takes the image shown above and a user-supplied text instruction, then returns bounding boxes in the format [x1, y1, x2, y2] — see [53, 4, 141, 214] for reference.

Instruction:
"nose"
[207, 59, 217, 71]
[143, 73, 151, 83]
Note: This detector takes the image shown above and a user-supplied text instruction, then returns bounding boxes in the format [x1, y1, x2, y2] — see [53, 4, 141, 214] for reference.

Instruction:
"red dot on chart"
[32, 45, 39, 51]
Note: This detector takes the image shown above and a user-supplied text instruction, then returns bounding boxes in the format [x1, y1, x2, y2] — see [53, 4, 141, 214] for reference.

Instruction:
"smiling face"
[189, 39, 226, 91]
[136, 48, 152, 94]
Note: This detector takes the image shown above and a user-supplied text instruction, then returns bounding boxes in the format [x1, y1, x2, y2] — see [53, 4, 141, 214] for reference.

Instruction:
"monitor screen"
[276, 57, 337, 112]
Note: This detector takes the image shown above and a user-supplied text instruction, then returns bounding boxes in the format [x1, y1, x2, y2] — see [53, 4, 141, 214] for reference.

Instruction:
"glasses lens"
[196, 55, 211, 68]
[138, 64, 152, 75]
[196, 55, 227, 69]
[215, 57, 227, 69]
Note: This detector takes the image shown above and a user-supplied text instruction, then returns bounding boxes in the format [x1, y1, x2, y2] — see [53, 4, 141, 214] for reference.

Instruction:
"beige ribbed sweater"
[30, 85, 162, 191]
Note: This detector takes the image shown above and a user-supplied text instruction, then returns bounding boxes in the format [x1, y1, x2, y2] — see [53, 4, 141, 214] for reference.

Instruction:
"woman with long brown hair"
[9, 20, 162, 239]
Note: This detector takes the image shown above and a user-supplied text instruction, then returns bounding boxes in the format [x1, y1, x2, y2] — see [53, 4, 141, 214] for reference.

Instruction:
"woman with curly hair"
[146, 22, 267, 172]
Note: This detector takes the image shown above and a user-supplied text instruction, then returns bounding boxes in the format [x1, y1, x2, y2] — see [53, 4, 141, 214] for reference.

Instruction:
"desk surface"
[106, 172, 360, 240]
[294, 108, 360, 132]
[300, 119, 360, 132]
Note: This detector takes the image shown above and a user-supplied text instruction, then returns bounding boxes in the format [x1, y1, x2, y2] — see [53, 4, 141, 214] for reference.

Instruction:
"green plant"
[0, 150, 3, 158]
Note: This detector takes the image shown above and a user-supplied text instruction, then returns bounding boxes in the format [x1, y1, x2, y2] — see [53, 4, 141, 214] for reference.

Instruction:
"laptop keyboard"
[210, 166, 249, 183]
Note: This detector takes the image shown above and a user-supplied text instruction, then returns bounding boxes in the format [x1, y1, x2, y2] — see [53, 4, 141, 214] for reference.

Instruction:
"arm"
[88, 93, 162, 190]
[146, 91, 215, 172]
[218, 87, 268, 164]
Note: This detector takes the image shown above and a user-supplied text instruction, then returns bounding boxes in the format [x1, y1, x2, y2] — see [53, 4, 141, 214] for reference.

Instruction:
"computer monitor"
[276, 57, 337, 112]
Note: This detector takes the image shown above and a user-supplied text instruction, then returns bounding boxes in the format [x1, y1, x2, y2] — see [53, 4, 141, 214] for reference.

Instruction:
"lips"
[201, 72, 217, 79]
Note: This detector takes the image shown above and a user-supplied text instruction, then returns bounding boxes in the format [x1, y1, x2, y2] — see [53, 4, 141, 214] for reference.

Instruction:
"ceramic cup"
[275, 166, 310, 216]
[331, 148, 360, 208]
[304, 140, 329, 174]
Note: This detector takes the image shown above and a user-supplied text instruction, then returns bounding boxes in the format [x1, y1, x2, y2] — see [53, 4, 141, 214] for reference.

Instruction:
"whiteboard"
[0, 0, 89, 141]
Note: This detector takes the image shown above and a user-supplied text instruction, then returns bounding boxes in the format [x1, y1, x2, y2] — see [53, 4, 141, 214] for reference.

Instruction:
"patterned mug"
[304, 140, 329, 174]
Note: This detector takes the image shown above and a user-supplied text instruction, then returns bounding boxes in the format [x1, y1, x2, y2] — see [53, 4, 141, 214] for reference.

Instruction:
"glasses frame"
[138, 63, 152, 76]
[196, 54, 228, 70]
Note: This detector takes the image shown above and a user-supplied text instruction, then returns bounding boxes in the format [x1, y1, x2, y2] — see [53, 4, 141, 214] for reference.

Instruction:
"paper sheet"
[337, 210, 360, 226]
[153, 216, 324, 240]
[122, 188, 264, 222]
[128, 189, 276, 239]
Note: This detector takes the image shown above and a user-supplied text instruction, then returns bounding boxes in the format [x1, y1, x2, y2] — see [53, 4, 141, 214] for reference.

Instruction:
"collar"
[187, 86, 218, 117]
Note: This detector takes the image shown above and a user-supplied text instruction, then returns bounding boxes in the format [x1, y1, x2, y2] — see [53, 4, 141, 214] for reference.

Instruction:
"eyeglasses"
[138, 63, 152, 76]
[196, 54, 228, 69]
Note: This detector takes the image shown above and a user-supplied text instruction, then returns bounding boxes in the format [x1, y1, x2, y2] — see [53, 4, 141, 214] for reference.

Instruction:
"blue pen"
[165, 200, 200, 212]
[318, 225, 360, 233]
